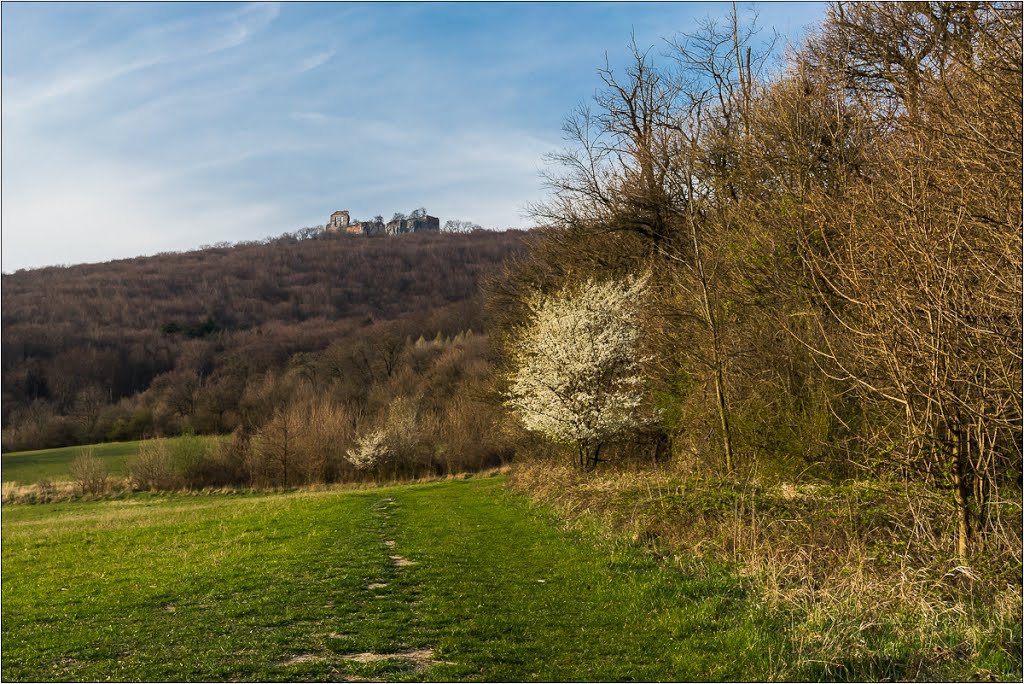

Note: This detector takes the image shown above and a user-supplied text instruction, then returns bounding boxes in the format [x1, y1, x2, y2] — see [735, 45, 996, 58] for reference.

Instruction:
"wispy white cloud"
[297, 48, 335, 73]
[2, 2, 280, 118]
[290, 111, 330, 123]
[3, 56, 158, 116]
[1, 2, 291, 269]
[215, 2, 281, 52]
[1, 123, 292, 269]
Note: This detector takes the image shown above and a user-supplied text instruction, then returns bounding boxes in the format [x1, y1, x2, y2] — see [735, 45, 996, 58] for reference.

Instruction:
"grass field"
[1, 476, 783, 681]
[1, 437, 220, 485]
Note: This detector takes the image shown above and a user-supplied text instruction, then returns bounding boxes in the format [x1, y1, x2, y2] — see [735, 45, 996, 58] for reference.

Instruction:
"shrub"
[129, 439, 180, 490]
[290, 400, 352, 484]
[170, 433, 219, 489]
[383, 396, 423, 465]
[430, 394, 514, 474]
[343, 397, 437, 479]
[69, 451, 109, 496]
[181, 433, 250, 488]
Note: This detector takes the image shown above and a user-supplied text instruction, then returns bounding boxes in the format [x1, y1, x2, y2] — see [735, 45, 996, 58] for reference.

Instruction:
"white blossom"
[345, 429, 390, 471]
[505, 273, 654, 467]
[344, 398, 420, 473]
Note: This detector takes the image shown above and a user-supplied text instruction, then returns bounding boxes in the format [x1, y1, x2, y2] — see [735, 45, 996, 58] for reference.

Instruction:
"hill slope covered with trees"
[2, 230, 527, 452]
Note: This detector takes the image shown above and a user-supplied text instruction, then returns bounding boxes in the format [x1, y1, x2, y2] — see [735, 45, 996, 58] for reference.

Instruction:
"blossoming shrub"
[346, 429, 391, 473]
[505, 274, 655, 468]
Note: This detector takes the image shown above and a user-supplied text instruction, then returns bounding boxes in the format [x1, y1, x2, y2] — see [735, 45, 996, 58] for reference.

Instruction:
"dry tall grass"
[1, 466, 513, 506]
[508, 459, 1022, 680]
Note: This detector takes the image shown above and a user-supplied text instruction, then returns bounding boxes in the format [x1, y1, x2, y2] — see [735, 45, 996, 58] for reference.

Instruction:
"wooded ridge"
[2, 230, 527, 451]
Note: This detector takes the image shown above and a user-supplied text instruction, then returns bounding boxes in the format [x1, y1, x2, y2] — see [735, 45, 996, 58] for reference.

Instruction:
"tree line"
[491, 2, 1021, 562]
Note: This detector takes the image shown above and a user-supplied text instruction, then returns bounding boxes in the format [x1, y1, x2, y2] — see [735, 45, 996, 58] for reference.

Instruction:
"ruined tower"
[327, 210, 350, 232]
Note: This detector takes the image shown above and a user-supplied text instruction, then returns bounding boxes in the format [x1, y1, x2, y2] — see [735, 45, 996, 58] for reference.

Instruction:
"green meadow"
[1, 437, 222, 485]
[1, 476, 782, 682]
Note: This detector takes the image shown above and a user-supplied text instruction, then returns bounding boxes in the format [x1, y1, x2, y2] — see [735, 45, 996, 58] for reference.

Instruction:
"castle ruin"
[326, 209, 440, 236]
[328, 210, 350, 231]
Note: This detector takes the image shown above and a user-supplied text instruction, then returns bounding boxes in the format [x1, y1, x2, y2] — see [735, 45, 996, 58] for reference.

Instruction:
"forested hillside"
[2, 230, 527, 451]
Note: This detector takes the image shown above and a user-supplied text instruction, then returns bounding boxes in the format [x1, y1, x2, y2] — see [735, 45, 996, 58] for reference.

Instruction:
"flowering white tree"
[345, 429, 390, 472]
[344, 398, 421, 476]
[505, 274, 654, 469]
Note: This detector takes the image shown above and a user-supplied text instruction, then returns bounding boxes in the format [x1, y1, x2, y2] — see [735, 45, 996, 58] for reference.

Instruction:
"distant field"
[1, 437, 221, 485]
[1, 477, 781, 682]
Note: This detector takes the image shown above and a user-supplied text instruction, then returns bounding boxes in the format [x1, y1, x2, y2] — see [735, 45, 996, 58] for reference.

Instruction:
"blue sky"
[1, 1, 825, 271]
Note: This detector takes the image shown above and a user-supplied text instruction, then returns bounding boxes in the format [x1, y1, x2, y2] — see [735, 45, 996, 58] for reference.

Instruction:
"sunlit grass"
[2, 476, 782, 681]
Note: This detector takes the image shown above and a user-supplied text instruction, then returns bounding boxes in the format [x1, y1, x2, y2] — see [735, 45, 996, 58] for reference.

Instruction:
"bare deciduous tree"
[798, 1, 1022, 560]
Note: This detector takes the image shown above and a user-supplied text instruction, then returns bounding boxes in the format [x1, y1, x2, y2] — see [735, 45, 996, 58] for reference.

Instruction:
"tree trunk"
[950, 428, 971, 563]
[689, 214, 735, 473]
[713, 362, 734, 473]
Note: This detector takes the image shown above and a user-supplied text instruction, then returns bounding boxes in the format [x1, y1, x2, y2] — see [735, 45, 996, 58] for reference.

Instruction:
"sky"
[1, 1, 826, 272]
